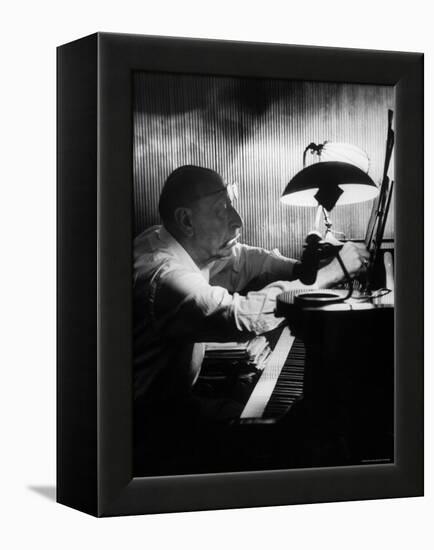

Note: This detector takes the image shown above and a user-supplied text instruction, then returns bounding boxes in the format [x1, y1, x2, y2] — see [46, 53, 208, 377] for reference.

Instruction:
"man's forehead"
[194, 179, 226, 199]
[193, 181, 239, 205]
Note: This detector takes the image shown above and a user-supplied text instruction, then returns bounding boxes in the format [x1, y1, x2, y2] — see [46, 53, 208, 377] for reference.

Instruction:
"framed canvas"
[57, 32, 423, 516]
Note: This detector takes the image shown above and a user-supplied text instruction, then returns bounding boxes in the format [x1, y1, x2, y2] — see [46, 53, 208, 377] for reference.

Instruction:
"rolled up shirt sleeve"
[210, 244, 299, 292]
[151, 263, 308, 343]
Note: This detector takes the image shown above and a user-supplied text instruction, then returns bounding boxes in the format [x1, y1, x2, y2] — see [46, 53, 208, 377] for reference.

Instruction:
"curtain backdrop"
[133, 72, 394, 258]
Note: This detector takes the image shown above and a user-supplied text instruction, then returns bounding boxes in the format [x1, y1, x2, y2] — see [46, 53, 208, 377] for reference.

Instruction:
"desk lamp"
[281, 142, 379, 303]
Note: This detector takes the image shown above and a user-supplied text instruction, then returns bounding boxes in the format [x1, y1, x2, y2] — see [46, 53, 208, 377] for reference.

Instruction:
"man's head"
[159, 165, 243, 267]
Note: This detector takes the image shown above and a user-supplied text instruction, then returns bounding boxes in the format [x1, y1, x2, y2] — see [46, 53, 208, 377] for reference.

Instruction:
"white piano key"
[240, 326, 295, 419]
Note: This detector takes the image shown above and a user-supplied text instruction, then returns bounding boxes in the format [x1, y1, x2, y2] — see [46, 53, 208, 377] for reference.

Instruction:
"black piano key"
[262, 338, 306, 419]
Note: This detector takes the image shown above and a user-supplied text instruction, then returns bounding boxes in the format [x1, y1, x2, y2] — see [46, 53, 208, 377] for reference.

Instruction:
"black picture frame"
[57, 32, 423, 517]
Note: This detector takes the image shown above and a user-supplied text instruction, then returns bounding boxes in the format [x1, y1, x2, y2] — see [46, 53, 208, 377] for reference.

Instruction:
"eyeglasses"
[225, 181, 239, 202]
[191, 181, 239, 203]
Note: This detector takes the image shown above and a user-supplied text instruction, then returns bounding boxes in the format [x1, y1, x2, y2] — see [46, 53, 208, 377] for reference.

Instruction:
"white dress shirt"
[133, 225, 308, 403]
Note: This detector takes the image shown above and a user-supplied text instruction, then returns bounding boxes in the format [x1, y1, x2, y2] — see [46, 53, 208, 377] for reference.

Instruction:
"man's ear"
[173, 207, 194, 237]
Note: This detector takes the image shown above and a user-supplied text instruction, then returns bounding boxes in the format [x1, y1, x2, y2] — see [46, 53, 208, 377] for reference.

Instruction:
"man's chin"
[218, 248, 235, 259]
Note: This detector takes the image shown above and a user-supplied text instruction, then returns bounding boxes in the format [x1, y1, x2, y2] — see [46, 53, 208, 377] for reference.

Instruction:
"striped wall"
[133, 72, 394, 258]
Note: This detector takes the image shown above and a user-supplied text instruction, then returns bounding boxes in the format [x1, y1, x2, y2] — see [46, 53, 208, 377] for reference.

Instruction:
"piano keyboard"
[262, 337, 305, 418]
[240, 326, 305, 419]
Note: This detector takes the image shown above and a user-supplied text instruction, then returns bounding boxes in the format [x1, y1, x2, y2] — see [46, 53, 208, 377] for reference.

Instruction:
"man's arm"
[147, 242, 370, 343]
[150, 265, 296, 343]
[209, 244, 298, 292]
[210, 241, 369, 291]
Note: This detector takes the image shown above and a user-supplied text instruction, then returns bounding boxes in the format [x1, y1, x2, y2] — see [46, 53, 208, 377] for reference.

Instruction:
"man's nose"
[230, 205, 243, 229]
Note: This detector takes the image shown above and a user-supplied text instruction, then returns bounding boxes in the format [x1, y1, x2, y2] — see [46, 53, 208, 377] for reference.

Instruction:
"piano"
[196, 248, 395, 469]
[240, 327, 305, 420]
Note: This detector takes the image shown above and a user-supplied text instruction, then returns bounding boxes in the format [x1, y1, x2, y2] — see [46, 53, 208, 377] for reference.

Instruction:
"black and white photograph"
[132, 72, 396, 477]
[3, 0, 429, 541]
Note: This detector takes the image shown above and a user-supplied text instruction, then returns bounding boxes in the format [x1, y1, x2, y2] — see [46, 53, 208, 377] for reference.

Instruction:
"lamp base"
[294, 291, 343, 307]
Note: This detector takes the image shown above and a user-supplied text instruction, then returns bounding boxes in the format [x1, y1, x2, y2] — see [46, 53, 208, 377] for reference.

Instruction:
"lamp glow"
[281, 161, 379, 209]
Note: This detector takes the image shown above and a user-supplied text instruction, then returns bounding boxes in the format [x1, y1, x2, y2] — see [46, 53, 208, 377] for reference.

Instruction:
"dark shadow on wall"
[27, 485, 56, 502]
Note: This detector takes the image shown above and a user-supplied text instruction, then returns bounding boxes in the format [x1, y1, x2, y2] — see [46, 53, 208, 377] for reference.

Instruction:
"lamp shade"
[318, 142, 370, 173]
[281, 161, 379, 209]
